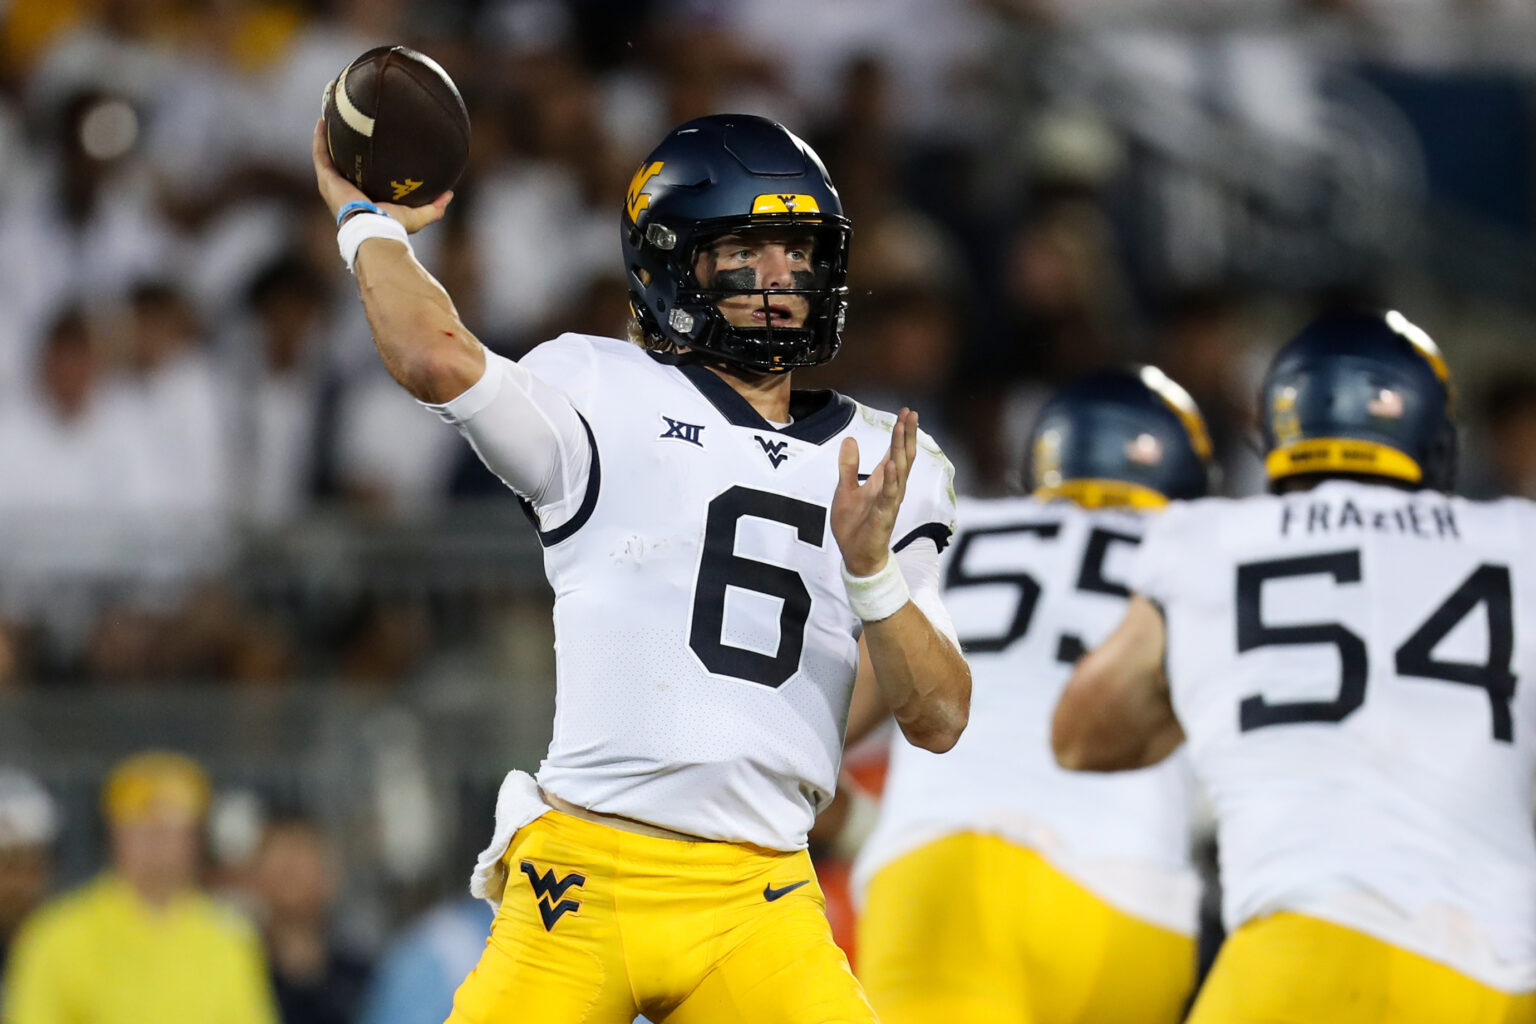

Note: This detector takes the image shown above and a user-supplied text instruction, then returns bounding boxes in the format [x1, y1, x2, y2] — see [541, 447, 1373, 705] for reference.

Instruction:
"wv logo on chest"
[754, 435, 791, 468]
[520, 861, 586, 931]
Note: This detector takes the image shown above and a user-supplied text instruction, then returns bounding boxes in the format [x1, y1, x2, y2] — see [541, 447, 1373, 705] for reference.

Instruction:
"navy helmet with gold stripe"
[620, 114, 852, 374]
[1261, 310, 1456, 492]
[1027, 366, 1215, 509]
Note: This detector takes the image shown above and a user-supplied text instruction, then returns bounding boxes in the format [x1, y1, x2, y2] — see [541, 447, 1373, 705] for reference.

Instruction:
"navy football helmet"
[1027, 366, 1215, 508]
[1260, 310, 1456, 492]
[621, 114, 852, 374]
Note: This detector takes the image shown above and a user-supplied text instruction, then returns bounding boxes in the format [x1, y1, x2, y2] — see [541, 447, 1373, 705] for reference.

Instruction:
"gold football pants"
[857, 831, 1195, 1024]
[1186, 911, 1536, 1024]
[446, 808, 877, 1023]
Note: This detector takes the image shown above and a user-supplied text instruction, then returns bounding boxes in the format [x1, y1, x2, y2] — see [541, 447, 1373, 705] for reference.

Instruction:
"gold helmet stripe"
[1034, 479, 1170, 510]
[751, 193, 821, 215]
[1265, 437, 1423, 484]
[1138, 365, 1214, 460]
[1384, 310, 1450, 387]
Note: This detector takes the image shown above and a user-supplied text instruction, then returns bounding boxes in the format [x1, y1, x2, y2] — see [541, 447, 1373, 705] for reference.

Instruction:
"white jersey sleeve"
[890, 426, 960, 648]
[419, 336, 596, 535]
[894, 540, 956, 649]
[1126, 499, 1195, 612]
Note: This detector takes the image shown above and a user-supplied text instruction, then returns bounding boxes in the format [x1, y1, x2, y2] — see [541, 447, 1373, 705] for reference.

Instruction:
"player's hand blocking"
[832, 408, 918, 577]
[311, 119, 452, 233]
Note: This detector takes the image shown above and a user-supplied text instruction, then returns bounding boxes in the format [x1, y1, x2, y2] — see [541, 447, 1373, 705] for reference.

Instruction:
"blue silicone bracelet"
[335, 199, 384, 226]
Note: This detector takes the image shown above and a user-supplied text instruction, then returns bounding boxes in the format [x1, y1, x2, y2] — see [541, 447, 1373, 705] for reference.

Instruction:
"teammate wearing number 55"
[851, 367, 1213, 1024]
[1055, 310, 1536, 1023]
[312, 113, 969, 1024]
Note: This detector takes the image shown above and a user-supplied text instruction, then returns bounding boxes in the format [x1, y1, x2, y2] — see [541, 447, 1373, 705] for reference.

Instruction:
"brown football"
[322, 45, 470, 208]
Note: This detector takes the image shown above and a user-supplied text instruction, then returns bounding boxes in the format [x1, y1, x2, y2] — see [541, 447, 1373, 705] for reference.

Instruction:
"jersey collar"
[652, 351, 856, 445]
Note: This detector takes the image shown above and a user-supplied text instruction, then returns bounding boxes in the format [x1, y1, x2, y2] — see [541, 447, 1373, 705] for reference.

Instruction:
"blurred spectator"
[248, 815, 372, 1024]
[117, 280, 233, 521]
[355, 895, 491, 1024]
[545, 272, 636, 349]
[0, 307, 151, 517]
[330, 364, 466, 519]
[82, 582, 296, 687]
[997, 200, 1134, 379]
[3, 751, 279, 1024]
[224, 254, 332, 531]
[1149, 289, 1268, 495]
[0, 306, 160, 659]
[337, 597, 432, 689]
[0, 767, 60, 999]
[959, 198, 1137, 493]
[206, 789, 269, 914]
[0, 298, 261, 682]
[830, 287, 971, 484]
[0, 88, 182, 395]
[468, 52, 620, 348]
[23, 0, 178, 125]
[641, 12, 793, 130]
[145, 0, 301, 213]
[705, 0, 988, 141]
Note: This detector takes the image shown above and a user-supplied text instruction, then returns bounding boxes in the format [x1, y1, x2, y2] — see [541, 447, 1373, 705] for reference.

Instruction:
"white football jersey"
[853, 498, 1200, 934]
[449, 334, 957, 851]
[1132, 480, 1536, 990]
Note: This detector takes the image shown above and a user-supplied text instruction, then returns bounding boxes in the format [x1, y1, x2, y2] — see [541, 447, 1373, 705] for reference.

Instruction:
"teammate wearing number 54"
[1055, 310, 1536, 1023]
[313, 112, 969, 1023]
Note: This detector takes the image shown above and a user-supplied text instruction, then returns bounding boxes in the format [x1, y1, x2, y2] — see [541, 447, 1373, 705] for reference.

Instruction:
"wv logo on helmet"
[626, 161, 664, 222]
[520, 861, 586, 931]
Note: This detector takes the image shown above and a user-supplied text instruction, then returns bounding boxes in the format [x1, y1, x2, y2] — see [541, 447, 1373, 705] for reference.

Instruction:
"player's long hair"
[627, 316, 679, 354]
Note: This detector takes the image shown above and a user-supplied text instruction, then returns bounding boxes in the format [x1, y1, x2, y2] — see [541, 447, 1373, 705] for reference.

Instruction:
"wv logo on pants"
[520, 861, 586, 931]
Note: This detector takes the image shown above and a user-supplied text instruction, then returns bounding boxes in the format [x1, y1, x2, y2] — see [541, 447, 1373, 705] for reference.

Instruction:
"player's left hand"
[832, 408, 918, 577]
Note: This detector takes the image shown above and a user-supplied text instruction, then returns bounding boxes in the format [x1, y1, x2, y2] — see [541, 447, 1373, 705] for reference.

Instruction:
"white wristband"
[338, 212, 411, 273]
[841, 555, 910, 623]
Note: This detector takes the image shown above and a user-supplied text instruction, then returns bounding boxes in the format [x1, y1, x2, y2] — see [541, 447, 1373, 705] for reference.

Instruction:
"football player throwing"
[313, 113, 970, 1024]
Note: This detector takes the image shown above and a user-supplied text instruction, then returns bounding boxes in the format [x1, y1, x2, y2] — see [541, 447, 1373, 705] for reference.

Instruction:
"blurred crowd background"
[3, 0, 1536, 1020]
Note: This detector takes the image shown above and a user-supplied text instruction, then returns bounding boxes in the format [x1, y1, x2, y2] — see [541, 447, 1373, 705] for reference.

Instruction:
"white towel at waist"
[470, 769, 550, 906]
